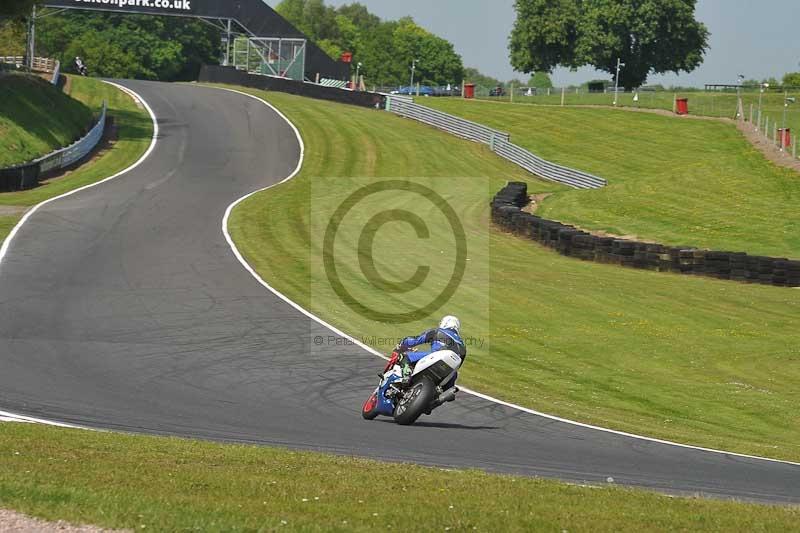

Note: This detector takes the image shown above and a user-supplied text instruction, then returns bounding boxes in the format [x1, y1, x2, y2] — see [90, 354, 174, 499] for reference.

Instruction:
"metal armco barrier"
[492, 181, 800, 287]
[0, 102, 107, 192]
[51, 60, 61, 85]
[387, 98, 508, 146]
[199, 65, 386, 109]
[0, 56, 24, 67]
[386, 97, 606, 190]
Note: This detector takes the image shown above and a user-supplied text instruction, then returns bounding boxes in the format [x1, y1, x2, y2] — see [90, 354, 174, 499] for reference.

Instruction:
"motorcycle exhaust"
[430, 387, 458, 411]
[438, 387, 457, 404]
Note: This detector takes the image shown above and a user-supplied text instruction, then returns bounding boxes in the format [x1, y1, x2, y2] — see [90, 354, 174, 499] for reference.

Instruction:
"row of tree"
[3, 0, 747, 92]
[742, 73, 800, 89]
[36, 13, 219, 81]
[0, 1, 478, 86]
[275, 0, 551, 89]
[0, 9, 220, 81]
[275, 0, 463, 87]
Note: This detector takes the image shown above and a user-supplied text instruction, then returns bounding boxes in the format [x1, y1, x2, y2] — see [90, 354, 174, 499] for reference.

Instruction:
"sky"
[267, 0, 800, 87]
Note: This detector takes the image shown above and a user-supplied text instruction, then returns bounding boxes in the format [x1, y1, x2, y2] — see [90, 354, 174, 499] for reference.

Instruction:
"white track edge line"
[215, 87, 800, 469]
[0, 410, 90, 429]
[0, 80, 159, 431]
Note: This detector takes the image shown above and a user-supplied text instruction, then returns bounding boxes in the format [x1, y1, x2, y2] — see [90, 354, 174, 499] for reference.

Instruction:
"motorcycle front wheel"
[393, 377, 435, 425]
[362, 392, 380, 420]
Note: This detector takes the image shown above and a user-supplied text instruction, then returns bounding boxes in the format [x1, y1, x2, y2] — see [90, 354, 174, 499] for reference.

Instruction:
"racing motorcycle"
[361, 347, 462, 425]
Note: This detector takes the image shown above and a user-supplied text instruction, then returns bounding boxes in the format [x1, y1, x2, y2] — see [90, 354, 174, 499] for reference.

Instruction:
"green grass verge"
[1, 424, 797, 531]
[215, 85, 800, 462]
[0, 76, 153, 241]
[423, 98, 800, 259]
[0, 74, 94, 167]
[0, 216, 16, 241]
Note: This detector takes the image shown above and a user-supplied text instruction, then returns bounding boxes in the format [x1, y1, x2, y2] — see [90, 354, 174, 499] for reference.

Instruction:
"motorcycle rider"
[396, 315, 466, 394]
[74, 57, 88, 76]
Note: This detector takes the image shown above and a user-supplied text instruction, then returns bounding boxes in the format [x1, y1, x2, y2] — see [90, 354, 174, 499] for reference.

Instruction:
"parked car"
[433, 85, 462, 97]
[489, 86, 506, 97]
[391, 85, 435, 97]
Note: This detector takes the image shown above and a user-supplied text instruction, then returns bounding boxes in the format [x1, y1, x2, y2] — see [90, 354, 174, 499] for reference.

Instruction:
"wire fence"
[385, 96, 606, 189]
[465, 84, 800, 164]
[747, 103, 799, 160]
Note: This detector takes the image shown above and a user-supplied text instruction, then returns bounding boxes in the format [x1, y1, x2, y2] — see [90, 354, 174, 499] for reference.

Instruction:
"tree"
[0, 0, 35, 17]
[277, 0, 340, 43]
[356, 20, 404, 86]
[509, 0, 580, 75]
[510, 0, 710, 90]
[275, 0, 308, 35]
[36, 12, 220, 81]
[0, 19, 26, 55]
[336, 3, 380, 32]
[783, 72, 800, 88]
[528, 71, 553, 88]
[276, 0, 463, 86]
[393, 18, 463, 86]
[462, 67, 503, 89]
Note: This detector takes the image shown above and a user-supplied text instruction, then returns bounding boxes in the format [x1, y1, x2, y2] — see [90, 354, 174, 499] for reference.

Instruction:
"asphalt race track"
[1, 81, 798, 504]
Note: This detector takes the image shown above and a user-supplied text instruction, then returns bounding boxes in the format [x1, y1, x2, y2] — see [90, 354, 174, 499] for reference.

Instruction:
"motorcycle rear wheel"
[393, 377, 435, 425]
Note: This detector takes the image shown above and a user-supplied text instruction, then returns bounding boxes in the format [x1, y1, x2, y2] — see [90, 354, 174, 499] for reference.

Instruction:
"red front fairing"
[384, 351, 400, 372]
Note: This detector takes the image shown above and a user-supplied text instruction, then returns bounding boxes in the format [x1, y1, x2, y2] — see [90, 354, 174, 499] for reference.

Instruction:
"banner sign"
[43, 0, 204, 17]
[40, 0, 348, 79]
[43, 0, 305, 39]
[65, 0, 194, 13]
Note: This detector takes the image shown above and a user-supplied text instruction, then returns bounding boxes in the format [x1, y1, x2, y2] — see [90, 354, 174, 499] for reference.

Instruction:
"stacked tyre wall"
[492, 182, 800, 288]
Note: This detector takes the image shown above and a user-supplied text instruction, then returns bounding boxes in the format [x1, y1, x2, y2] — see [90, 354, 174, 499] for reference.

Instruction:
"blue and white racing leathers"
[399, 327, 466, 389]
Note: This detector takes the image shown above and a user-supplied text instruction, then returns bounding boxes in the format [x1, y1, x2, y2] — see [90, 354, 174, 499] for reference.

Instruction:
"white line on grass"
[216, 86, 800, 469]
[0, 80, 159, 430]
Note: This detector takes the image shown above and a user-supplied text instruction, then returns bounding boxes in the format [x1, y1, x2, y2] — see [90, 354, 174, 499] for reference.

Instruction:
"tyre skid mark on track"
[0, 84, 797, 472]
[216, 87, 800, 470]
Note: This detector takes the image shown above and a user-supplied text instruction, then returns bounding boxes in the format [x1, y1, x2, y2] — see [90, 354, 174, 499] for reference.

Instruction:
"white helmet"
[439, 315, 461, 334]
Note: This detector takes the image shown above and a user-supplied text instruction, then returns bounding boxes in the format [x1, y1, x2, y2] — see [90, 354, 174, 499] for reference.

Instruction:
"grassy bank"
[0, 74, 94, 167]
[0, 423, 797, 531]
[0, 76, 153, 241]
[213, 85, 800, 462]
[423, 97, 800, 259]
